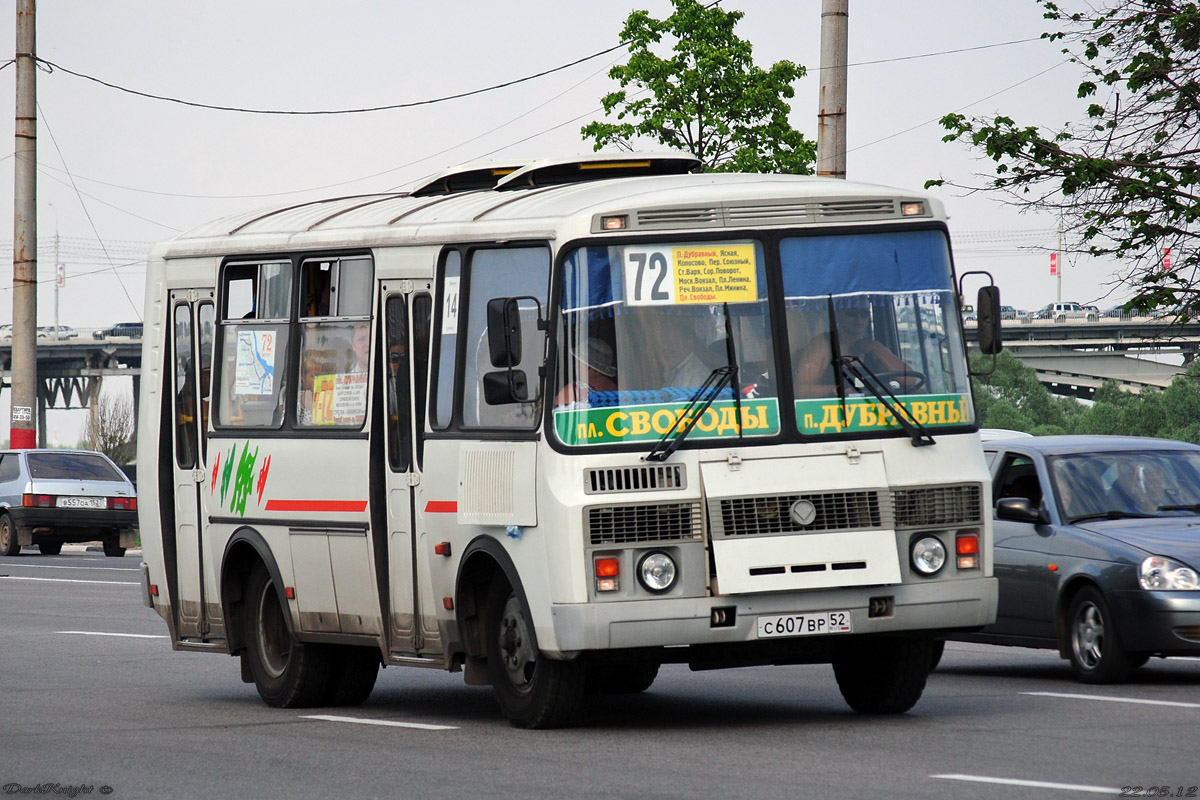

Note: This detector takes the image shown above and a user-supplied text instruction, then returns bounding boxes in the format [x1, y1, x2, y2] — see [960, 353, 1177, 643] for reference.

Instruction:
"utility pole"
[10, 0, 37, 450]
[816, 0, 848, 179]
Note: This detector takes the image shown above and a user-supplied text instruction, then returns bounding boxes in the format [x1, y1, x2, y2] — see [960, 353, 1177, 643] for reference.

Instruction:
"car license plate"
[57, 496, 105, 509]
[757, 610, 853, 638]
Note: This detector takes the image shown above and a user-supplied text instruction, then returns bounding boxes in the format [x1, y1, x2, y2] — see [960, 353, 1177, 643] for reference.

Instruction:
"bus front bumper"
[546, 577, 997, 654]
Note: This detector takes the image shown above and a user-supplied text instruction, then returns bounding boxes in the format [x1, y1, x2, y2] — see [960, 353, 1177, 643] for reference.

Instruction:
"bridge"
[0, 336, 143, 447]
[970, 316, 1199, 399]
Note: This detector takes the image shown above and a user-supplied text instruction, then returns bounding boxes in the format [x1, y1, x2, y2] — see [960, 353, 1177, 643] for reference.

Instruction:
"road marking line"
[302, 714, 458, 731]
[58, 630, 167, 639]
[0, 575, 137, 586]
[931, 774, 1119, 794]
[1024, 690, 1200, 709]
[7, 563, 137, 572]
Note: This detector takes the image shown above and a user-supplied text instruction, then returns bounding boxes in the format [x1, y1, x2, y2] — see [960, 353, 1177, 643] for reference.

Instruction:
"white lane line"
[58, 630, 167, 639]
[931, 774, 1119, 794]
[1024, 690, 1200, 709]
[0, 575, 137, 586]
[302, 714, 458, 731]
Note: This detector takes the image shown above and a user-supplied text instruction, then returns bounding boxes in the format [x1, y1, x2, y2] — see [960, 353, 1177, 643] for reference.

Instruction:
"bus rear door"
[168, 291, 215, 640]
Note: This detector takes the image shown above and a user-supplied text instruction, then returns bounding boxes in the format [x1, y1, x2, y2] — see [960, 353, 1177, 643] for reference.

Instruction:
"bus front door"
[380, 290, 440, 658]
[168, 293, 216, 640]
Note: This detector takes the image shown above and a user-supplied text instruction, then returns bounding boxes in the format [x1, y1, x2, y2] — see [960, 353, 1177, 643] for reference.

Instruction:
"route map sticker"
[623, 243, 757, 306]
[234, 330, 276, 395]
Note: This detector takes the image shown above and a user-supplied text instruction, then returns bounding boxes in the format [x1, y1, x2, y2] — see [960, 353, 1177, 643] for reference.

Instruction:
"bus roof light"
[601, 215, 628, 231]
[901, 201, 925, 216]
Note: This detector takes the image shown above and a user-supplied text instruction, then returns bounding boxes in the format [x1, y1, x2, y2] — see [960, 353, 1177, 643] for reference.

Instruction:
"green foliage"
[932, 1, 1200, 317]
[971, 350, 1200, 444]
[581, 0, 816, 173]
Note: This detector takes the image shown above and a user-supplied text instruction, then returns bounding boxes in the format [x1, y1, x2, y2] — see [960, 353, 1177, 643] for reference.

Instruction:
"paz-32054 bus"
[138, 155, 1001, 728]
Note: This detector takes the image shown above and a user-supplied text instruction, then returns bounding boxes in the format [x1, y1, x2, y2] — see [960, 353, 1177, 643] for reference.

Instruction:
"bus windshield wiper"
[1068, 509, 1158, 523]
[646, 365, 737, 463]
[1157, 503, 1200, 513]
[838, 355, 935, 447]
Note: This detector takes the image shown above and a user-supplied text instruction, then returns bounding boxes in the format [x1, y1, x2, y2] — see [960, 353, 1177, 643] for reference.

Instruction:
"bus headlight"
[638, 551, 677, 593]
[911, 535, 947, 576]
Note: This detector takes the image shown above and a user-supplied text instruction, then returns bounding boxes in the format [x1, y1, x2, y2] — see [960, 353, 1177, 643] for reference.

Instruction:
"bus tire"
[326, 645, 380, 706]
[832, 638, 932, 714]
[38, 542, 63, 556]
[484, 576, 585, 729]
[0, 514, 20, 556]
[243, 561, 333, 708]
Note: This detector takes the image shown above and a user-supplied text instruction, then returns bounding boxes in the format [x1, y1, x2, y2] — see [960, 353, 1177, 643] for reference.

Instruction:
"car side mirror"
[996, 496, 1046, 523]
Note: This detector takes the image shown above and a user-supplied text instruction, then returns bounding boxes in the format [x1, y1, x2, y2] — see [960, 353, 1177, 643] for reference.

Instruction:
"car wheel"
[243, 561, 334, 707]
[832, 638, 932, 714]
[38, 542, 63, 556]
[0, 514, 20, 556]
[484, 576, 585, 728]
[102, 538, 126, 558]
[1066, 586, 1133, 683]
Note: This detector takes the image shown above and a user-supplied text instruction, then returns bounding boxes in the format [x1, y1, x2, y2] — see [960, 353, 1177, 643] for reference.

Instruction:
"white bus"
[138, 155, 1002, 728]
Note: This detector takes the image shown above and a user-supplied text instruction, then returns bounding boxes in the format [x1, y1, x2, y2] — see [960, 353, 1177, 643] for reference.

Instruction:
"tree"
[83, 391, 136, 465]
[930, 1, 1200, 316]
[581, 0, 816, 173]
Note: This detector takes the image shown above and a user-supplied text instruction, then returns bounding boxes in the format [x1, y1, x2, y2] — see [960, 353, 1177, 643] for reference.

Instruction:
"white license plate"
[57, 497, 105, 509]
[757, 610, 853, 638]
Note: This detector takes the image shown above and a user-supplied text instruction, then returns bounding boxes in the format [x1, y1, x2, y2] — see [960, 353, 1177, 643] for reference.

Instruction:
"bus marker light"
[956, 532, 980, 570]
[434, 542, 451, 557]
[150, 584, 159, 597]
[595, 557, 620, 592]
[901, 201, 925, 216]
[601, 215, 628, 230]
[442, 597, 454, 610]
[285, 587, 296, 600]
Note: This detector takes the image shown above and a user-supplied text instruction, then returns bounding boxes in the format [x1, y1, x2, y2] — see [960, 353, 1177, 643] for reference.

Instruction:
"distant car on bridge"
[93, 322, 143, 340]
[37, 325, 78, 340]
[1035, 302, 1097, 322]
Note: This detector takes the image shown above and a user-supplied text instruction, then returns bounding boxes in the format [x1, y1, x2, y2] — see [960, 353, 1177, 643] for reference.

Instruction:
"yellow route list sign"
[673, 244, 757, 303]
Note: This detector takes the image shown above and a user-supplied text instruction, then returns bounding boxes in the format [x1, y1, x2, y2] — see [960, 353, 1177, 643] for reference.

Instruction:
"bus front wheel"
[832, 638, 932, 714]
[243, 561, 333, 708]
[484, 577, 585, 728]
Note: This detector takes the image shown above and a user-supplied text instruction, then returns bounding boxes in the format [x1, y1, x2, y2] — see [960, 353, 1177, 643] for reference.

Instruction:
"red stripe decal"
[425, 500, 458, 513]
[264, 499, 368, 513]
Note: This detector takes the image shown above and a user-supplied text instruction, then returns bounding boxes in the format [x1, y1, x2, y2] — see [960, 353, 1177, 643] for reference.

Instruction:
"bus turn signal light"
[956, 532, 980, 569]
[595, 556, 620, 592]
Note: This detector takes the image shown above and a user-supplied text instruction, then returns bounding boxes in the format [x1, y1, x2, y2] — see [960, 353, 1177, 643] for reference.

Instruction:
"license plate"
[57, 497, 105, 509]
[757, 610, 853, 638]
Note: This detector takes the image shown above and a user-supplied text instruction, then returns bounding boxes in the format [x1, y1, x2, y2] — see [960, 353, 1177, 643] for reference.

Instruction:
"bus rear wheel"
[243, 562, 333, 708]
[832, 638, 932, 714]
[484, 577, 585, 728]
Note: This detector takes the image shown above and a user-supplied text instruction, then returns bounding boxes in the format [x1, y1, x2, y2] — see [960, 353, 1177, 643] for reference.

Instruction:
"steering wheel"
[870, 370, 927, 392]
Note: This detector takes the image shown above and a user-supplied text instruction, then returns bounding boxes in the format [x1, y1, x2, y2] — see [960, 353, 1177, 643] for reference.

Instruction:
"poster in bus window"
[311, 372, 368, 425]
[622, 243, 757, 306]
[234, 330, 275, 395]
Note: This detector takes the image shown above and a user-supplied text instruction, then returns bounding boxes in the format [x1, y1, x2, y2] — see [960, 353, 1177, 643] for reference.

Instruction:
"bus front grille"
[584, 464, 686, 495]
[588, 502, 703, 545]
[891, 484, 983, 528]
[711, 491, 885, 538]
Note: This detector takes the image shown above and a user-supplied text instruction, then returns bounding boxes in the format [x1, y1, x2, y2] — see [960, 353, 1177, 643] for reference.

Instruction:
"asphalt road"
[2, 549, 1198, 800]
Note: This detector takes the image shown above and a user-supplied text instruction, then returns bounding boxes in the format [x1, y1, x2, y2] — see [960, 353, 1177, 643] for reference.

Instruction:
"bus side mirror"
[977, 285, 1003, 355]
[487, 297, 523, 367]
[483, 369, 529, 404]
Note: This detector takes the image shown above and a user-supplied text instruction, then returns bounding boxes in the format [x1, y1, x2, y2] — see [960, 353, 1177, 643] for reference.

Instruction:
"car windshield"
[27, 452, 126, 482]
[1049, 450, 1200, 521]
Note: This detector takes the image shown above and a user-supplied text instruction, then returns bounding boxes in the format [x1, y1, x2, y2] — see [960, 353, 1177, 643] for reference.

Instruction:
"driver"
[794, 305, 919, 398]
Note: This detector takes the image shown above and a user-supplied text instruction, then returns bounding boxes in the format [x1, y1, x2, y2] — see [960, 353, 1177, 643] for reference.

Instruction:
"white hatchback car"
[1036, 302, 1097, 322]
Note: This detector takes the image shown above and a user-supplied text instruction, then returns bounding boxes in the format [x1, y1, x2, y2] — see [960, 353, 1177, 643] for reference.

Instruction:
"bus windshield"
[553, 229, 973, 448]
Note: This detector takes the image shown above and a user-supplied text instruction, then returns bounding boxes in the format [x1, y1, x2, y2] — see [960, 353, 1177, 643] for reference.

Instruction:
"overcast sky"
[0, 0, 1110, 443]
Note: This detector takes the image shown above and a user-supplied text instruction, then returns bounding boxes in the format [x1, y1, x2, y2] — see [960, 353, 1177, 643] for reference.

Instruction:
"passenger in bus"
[350, 324, 371, 373]
[554, 337, 617, 405]
[793, 306, 917, 398]
[387, 339, 409, 465]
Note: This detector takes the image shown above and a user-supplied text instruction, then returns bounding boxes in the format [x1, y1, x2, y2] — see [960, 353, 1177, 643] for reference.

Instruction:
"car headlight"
[1140, 556, 1200, 590]
[911, 535, 947, 576]
[637, 551, 677, 593]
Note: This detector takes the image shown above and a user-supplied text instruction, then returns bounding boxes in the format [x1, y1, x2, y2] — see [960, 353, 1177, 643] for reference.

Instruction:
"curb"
[59, 543, 143, 555]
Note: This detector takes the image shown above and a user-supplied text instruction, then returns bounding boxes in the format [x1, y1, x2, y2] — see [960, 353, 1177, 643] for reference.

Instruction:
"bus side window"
[411, 293, 432, 468]
[215, 261, 293, 429]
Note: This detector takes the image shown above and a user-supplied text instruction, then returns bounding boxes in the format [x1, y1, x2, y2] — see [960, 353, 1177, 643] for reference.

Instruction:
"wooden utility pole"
[816, 0, 848, 179]
[10, 0, 37, 449]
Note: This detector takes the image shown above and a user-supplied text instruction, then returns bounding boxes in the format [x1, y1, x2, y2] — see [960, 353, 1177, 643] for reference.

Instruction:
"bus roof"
[153, 156, 945, 260]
